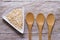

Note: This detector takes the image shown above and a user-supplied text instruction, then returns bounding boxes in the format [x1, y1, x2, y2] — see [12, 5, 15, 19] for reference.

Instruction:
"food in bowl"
[6, 8, 23, 29]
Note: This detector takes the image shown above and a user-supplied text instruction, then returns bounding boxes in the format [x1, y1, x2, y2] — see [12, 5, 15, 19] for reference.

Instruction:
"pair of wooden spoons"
[26, 12, 55, 40]
[36, 13, 55, 40]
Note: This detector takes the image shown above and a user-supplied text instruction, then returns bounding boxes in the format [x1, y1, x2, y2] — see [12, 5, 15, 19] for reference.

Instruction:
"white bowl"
[2, 7, 24, 34]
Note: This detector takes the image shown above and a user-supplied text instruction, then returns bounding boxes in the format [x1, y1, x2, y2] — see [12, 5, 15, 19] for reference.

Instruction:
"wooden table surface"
[0, 1, 60, 40]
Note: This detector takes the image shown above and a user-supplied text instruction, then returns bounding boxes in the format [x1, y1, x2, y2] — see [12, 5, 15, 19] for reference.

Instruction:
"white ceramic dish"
[2, 7, 24, 34]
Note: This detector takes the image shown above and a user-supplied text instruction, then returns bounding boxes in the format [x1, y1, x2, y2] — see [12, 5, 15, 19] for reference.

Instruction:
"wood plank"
[0, 33, 22, 40]
[0, 33, 60, 40]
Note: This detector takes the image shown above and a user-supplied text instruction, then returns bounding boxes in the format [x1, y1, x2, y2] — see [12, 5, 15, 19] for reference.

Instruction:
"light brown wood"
[36, 13, 45, 40]
[26, 12, 34, 40]
[46, 13, 55, 40]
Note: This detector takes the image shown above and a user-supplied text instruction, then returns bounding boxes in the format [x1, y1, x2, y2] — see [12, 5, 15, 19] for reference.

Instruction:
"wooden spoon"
[46, 13, 55, 40]
[26, 12, 34, 40]
[36, 13, 45, 40]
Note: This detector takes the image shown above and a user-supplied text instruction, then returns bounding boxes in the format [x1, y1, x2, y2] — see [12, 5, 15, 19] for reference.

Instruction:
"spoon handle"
[28, 25, 32, 40]
[39, 32, 42, 40]
[48, 25, 53, 40]
[38, 25, 43, 40]
[48, 32, 51, 40]
[28, 30, 32, 40]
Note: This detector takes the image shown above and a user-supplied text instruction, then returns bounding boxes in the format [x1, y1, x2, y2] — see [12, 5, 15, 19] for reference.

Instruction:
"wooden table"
[0, 1, 60, 40]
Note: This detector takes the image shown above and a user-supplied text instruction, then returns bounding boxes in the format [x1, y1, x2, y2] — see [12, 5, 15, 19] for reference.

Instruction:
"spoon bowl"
[26, 12, 34, 25]
[36, 13, 44, 26]
[47, 13, 55, 26]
